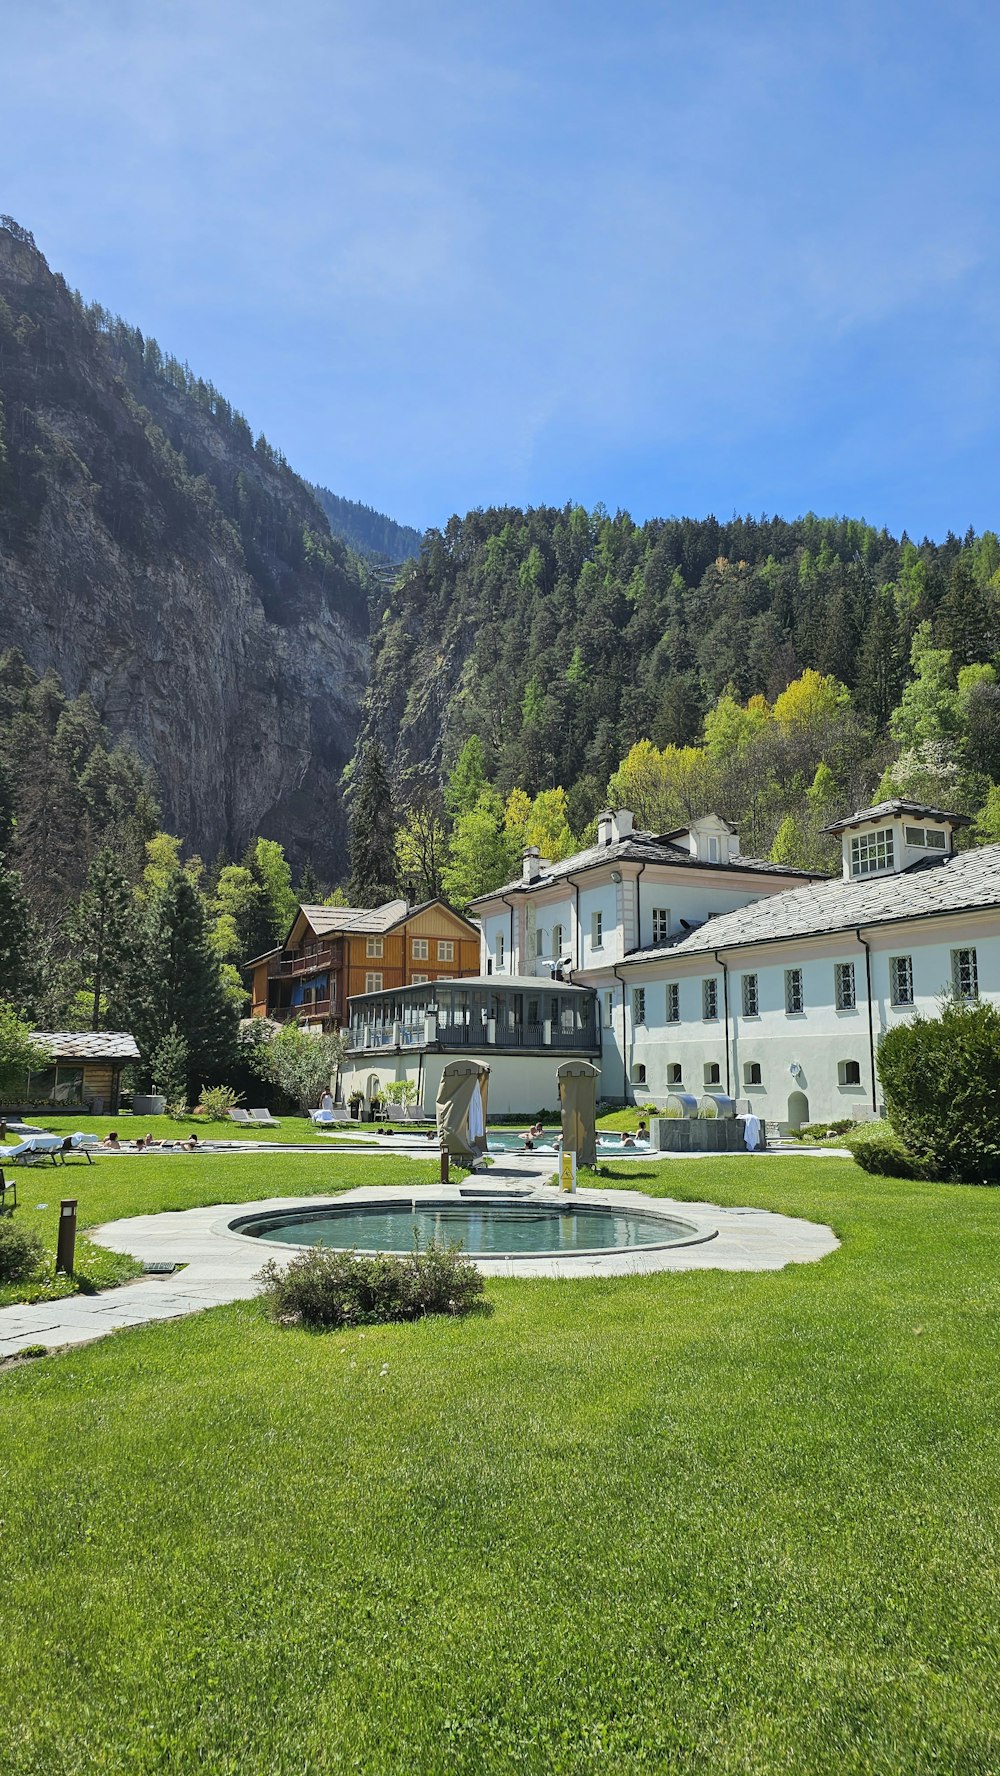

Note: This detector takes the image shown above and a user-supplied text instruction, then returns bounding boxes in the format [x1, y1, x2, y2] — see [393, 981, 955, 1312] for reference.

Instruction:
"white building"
[471, 801, 1000, 1127]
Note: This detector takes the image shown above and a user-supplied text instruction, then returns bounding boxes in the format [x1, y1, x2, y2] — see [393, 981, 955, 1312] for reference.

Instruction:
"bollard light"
[439, 1146, 449, 1188]
[56, 1198, 78, 1274]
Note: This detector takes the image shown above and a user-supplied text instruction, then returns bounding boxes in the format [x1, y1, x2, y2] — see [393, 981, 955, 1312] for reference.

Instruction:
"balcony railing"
[267, 997, 332, 1022]
[350, 1020, 597, 1053]
[289, 943, 340, 976]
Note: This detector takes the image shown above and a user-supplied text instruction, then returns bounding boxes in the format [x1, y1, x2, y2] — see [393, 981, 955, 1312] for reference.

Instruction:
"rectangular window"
[412, 973, 428, 985]
[633, 987, 646, 1025]
[364, 972, 382, 993]
[437, 940, 454, 962]
[952, 947, 979, 1001]
[496, 933, 505, 969]
[604, 990, 614, 1026]
[890, 955, 914, 1006]
[741, 973, 759, 1018]
[834, 961, 856, 1010]
[592, 911, 603, 949]
[665, 982, 680, 1023]
[904, 825, 947, 850]
[652, 907, 670, 944]
[838, 1059, 862, 1085]
[702, 977, 719, 1019]
[535, 928, 544, 957]
[412, 938, 429, 960]
[704, 1061, 721, 1085]
[744, 1061, 762, 1086]
[850, 830, 894, 877]
[667, 1062, 683, 1085]
[552, 922, 564, 958]
[785, 968, 804, 1014]
[366, 936, 384, 958]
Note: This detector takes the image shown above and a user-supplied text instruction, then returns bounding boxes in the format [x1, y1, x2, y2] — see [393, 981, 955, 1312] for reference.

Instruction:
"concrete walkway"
[0, 1155, 839, 1360]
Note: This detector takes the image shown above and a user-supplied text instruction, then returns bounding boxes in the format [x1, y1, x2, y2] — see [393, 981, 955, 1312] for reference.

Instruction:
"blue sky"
[6, 1, 1000, 538]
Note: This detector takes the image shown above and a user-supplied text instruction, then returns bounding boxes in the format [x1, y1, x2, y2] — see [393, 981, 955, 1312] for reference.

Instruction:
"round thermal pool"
[232, 1196, 712, 1258]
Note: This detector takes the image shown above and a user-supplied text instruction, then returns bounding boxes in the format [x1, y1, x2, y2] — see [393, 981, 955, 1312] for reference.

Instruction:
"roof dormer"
[822, 800, 968, 882]
[686, 814, 741, 866]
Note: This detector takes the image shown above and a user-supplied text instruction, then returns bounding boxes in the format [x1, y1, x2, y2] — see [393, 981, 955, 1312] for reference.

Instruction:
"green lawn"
[0, 1150, 444, 1307]
[2, 1155, 1000, 1772]
[20, 1109, 342, 1144]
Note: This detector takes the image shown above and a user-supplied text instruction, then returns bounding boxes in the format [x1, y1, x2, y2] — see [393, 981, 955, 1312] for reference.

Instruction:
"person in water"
[636, 1120, 648, 1140]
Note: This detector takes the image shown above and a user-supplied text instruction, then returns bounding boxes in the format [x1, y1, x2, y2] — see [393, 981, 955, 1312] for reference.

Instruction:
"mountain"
[356, 502, 999, 824]
[311, 486, 422, 565]
[0, 216, 370, 875]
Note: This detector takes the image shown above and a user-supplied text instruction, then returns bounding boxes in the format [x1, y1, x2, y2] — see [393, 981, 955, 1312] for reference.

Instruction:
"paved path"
[0, 1155, 839, 1360]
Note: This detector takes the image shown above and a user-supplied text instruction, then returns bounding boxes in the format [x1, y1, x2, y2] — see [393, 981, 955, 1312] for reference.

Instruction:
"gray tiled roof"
[822, 798, 969, 833]
[31, 1031, 140, 1061]
[299, 898, 478, 938]
[468, 831, 818, 906]
[623, 846, 1000, 963]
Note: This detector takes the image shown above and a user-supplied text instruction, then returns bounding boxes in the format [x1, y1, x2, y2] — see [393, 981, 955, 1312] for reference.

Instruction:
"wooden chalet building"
[248, 898, 481, 1032]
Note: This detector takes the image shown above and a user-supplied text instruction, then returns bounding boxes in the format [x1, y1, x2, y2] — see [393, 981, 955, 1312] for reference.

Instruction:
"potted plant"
[348, 1090, 364, 1121]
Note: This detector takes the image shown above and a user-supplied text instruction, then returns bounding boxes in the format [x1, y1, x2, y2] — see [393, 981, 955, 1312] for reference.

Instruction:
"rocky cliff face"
[0, 219, 370, 875]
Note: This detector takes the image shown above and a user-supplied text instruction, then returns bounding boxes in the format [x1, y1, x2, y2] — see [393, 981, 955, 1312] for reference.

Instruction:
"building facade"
[341, 975, 600, 1116]
[471, 801, 1000, 1127]
[248, 898, 481, 1032]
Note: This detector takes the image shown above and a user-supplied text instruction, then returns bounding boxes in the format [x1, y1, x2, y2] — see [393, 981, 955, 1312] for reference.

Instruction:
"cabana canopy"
[557, 1060, 600, 1169]
[435, 1060, 490, 1160]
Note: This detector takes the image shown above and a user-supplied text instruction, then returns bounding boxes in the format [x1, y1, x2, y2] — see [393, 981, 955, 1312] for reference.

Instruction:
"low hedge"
[846, 1124, 928, 1180]
[256, 1241, 487, 1330]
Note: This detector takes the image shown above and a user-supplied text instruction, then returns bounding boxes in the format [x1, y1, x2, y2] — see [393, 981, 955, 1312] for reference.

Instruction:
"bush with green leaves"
[846, 1124, 928, 1180]
[250, 1023, 347, 1112]
[256, 1241, 487, 1330]
[0, 1002, 48, 1101]
[0, 1218, 45, 1284]
[197, 1085, 244, 1121]
[877, 996, 1000, 1183]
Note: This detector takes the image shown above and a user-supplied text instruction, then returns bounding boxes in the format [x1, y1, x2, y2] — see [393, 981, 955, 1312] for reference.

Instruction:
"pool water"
[236, 1197, 702, 1256]
[486, 1132, 651, 1154]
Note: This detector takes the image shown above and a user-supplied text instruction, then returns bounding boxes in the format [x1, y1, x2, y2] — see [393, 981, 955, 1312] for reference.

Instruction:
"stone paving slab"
[0, 1154, 839, 1358]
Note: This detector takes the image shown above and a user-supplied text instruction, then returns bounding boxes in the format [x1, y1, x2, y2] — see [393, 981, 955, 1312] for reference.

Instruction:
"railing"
[289, 943, 340, 976]
[267, 997, 332, 1021]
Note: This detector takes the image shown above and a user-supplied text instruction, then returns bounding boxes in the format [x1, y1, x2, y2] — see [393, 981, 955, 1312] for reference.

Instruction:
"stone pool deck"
[0, 1155, 839, 1360]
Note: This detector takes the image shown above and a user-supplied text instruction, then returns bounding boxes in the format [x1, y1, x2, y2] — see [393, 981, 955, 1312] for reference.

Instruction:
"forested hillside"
[0, 215, 369, 876]
[312, 486, 422, 564]
[358, 504, 1000, 881]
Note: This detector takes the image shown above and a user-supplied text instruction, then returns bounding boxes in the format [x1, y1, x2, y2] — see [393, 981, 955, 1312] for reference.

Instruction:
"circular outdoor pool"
[231, 1196, 713, 1258]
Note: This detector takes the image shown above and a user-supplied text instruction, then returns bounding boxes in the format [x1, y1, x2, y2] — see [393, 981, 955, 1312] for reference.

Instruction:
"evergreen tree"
[347, 742, 398, 904]
[296, 859, 322, 902]
[444, 736, 487, 819]
[132, 867, 237, 1094]
[66, 846, 135, 1030]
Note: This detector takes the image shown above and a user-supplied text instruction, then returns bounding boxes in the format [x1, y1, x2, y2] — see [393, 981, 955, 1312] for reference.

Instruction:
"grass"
[2, 1154, 1000, 1771]
[19, 1110, 340, 1144]
[0, 1150, 444, 1308]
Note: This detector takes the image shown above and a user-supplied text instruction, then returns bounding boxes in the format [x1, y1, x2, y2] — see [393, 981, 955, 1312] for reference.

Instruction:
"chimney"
[597, 809, 614, 848]
[610, 809, 633, 843]
[522, 846, 541, 883]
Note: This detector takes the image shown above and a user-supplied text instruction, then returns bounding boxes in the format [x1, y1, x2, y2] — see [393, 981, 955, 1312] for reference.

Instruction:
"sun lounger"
[248, 1108, 280, 1127]
[228, 1108, 253, 1126]
[0, 1135, 63, 1165]
[309, 1105, 350, 1125]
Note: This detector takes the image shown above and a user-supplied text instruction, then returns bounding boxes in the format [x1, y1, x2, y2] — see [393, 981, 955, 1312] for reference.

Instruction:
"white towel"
[466, 1081, 485, 1142]
[743, 1114, 761, 1152]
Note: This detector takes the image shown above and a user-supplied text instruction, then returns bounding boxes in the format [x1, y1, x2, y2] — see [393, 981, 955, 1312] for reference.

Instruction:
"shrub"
[198, 1085, 244, 1121]
[877, 997, 1000, 1184]
[256, 1241, 487, 1330]
[166, 1099, 190, 1121]
[0, 1218, 45, 1284]
[846, 1125, 928, 1180]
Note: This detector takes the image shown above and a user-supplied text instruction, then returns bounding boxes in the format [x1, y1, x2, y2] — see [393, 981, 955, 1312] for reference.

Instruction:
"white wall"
[343, 1050, 599, 1117]
[622, 915, 1000, 1126]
